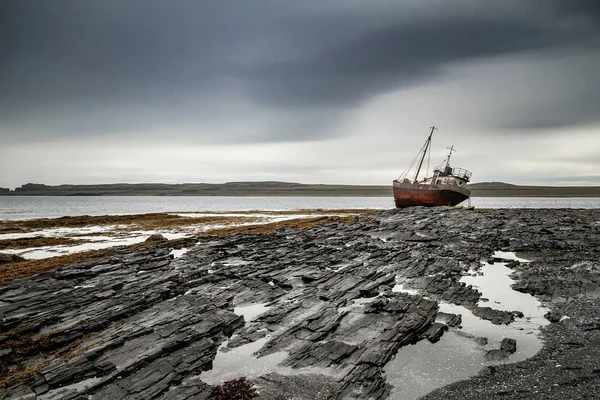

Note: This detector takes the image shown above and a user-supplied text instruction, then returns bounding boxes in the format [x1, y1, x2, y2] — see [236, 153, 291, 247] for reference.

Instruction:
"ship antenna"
[414, 126, 437, 183]
[445, 143, 456, 170]
[444, 134, 457, 169]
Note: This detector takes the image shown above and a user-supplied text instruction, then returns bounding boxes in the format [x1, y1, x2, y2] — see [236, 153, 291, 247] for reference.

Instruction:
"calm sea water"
[0, 196, 599, 220]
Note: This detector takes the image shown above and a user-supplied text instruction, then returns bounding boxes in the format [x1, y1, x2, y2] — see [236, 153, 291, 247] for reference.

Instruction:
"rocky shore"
[1, 207, 599, 399]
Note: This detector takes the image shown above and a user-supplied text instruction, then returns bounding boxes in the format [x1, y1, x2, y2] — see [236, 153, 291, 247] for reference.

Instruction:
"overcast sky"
[1, 0, 599, 188]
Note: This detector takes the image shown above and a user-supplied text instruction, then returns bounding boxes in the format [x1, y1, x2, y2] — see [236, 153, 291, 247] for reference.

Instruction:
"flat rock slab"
[1, 207, 599, 399]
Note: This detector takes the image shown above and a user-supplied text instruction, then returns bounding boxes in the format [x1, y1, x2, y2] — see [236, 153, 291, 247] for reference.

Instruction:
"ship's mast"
[445, 144, 456, 170]
[413, 126, 436, 183]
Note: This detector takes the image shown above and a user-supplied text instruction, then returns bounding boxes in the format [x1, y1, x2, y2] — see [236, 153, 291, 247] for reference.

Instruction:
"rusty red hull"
[393, 181, 470, 208]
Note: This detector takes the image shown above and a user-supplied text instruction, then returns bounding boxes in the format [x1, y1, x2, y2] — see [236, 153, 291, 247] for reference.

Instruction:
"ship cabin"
[432, 165, 472, 187]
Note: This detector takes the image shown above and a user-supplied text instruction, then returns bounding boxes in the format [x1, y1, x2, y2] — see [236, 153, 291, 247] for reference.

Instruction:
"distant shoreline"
[1, 182, 600, 197]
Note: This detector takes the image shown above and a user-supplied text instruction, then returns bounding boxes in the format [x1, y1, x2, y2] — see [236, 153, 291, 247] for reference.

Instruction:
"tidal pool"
[385, 252, 549, 400]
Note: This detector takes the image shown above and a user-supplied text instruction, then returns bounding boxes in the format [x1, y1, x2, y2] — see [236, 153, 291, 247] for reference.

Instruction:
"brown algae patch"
[0, 237, 89, 250]
[200, 215, 359, 236]
[178, 208, 377, 216]
[0, 324, 106, 390]
[0, 212, 371, 390]
[0, 248, 115, 285]
[0, 209, 374, 234]
[0, 213, 260, 234]
[0, 210, 371, 284]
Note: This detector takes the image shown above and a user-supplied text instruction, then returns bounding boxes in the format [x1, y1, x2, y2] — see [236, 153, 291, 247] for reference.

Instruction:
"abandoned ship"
[393, 126, 472, 208]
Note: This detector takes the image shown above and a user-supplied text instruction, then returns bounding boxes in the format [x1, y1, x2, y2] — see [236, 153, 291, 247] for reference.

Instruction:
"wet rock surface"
[0, 207, 599, 399]
[422, 208, 600, 400]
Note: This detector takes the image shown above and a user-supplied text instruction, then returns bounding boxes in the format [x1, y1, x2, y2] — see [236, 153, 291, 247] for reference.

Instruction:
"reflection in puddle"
[201, 303, 339, 385]
[385, 252, 549, 400]
[493, 251, 528, 262]
[386, 331, 483, 400]
[3, 212, 335, 260]
[169, 248, 190, 259]
[234, 303, 271, 322]
[392, 283, 420, 296]
[199, 335, 341, 385]
[4, 231, 189, 260]
[460, 252, 548, 328]
[0, 225, 122, 240]
[200, 336, 288, 384]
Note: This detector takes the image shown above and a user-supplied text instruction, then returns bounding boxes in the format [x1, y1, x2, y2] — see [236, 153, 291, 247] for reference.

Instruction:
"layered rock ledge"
[1, 207, 599, 399]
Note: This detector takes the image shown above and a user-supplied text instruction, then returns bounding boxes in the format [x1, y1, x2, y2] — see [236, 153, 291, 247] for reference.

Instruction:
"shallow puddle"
[199, 336, 288, 384]
[385, 252, 549, 400]
[37, 376, 106, 400]
[234, 303, 271, 322]
[392, 283, 420, 296]
[200, 302, 339, 385]
[198, 335, 341, 386]
[5, 231, 188, 260]
[169, 248, 190, 259]
[460, 251, 549, 329]
[0, 225, 121, 240]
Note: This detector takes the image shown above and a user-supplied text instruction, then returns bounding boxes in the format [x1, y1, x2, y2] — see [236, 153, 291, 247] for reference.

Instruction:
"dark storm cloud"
[244, 16, 579, 107]
[553, 0, 600, 21]
[0, 2, 249, 111]
[1, 0, 599, 143]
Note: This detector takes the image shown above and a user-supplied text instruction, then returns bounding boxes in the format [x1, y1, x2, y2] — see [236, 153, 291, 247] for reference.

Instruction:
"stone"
[436, 312, 462, 327]
[544, 311, 562, 323]
[501, 338, 517, 354]
[474, 337, 489, 346]
[471, 306, 515, 325]
[422, 322, 448, 343]
[144, 233, 168, 243]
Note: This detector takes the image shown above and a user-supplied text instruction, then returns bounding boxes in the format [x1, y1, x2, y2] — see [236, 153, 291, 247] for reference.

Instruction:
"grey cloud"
[243, 16, 579, 108]
[553, 0, 600, 22]
[241, 0, 600, 111]
[0, 0, 599, 144]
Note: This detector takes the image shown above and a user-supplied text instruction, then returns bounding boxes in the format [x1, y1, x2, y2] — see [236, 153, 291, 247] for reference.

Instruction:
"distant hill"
[1, 182, 599, 197]
[0, 182, 391, 197]
[468, 182, 600, 197]
[467, 182, 518, 190]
